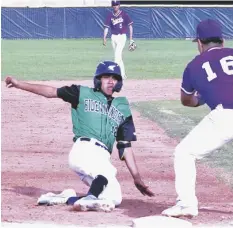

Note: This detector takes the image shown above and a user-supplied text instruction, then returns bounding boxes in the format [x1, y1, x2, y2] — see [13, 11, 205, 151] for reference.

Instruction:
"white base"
[132, 215, 192, 228]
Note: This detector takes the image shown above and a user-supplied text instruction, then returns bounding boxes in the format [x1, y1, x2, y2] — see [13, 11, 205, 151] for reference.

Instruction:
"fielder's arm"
[5, 76, 57, 98]
[128, 24, 133, 41]
[103, 27, 109, 45]
[181, 90, 205, 107]
[181, 66, 205, 107]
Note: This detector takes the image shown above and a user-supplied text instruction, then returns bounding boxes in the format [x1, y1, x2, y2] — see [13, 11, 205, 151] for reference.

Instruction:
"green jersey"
[57, 85, 136, 152]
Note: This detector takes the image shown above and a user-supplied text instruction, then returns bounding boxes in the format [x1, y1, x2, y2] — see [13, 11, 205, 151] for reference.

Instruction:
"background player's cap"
[111, 0, 120, 6]
[193, 19, 223, 42]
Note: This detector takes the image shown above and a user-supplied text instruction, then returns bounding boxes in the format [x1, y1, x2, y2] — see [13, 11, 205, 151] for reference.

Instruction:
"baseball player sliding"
[162, 19, 233, 218]
[5, 61, 154, 212]
[103, 0, 135, 79]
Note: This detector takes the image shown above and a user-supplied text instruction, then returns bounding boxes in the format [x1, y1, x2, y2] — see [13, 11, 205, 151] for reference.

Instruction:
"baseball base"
[132, 215, 192, 228]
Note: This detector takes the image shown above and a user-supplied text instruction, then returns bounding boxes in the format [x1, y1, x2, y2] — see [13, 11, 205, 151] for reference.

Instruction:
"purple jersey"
[104, 10, 133, 35]
[181, 47, 233, 110]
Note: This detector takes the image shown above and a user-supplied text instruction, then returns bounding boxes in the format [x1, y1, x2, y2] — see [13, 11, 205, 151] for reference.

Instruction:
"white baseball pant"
[174, 105, 233, 208]
[111, 34, 127, 79]
[68, 138, 122, 206]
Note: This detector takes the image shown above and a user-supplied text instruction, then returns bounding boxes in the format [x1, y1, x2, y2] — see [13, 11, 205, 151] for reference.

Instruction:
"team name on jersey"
[84, 99, 124, 125]
[111, 17, 123, 26]
[108, 105, 125, 126]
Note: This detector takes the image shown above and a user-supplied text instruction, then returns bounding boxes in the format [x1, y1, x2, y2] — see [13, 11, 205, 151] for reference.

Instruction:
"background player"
[5, 61, 154, 212]
[162, 19, 233, 217]
[103, 0, 134, 79]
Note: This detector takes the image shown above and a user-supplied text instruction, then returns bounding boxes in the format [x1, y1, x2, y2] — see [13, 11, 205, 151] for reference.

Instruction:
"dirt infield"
[2, 79, 233, 227]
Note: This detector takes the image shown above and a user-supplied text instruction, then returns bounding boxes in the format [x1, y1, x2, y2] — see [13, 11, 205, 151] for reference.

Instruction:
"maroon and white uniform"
[104, 10, 133, 78]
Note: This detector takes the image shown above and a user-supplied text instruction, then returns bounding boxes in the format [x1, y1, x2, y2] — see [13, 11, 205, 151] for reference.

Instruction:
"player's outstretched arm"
[5, 76, 58, 98]
[124, 147, 154, 197]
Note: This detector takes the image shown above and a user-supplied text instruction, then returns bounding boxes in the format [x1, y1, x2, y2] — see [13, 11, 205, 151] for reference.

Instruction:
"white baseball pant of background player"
[68, 137, 122, 206]
[174, 104, 233, 208]
[111, 34, 127, 79]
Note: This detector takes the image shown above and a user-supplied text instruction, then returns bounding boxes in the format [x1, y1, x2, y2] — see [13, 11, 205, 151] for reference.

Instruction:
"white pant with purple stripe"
[174, 104, 233, 208]
[68, 137, 122, 206]
[111, 34, 127, 79]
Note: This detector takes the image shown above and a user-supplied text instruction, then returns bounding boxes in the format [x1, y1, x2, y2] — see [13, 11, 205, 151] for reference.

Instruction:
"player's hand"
[103, 38, 107, 46]
[134, 177, 154, 197]
[5, 76, 19, 88]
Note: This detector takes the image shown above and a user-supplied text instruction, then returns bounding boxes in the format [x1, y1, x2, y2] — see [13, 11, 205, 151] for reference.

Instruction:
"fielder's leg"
[162, 107, 233, 217]
[111, 34, 117, 52]
[114, 34, 127, 79]
[111, 34, 117, 63]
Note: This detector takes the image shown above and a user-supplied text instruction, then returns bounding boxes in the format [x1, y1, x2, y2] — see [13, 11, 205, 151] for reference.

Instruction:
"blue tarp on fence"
[2, 7, 233, 39]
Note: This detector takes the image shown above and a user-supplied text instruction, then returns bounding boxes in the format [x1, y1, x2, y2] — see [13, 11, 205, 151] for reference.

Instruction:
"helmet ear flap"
[113, 81, 123, 92]
[94, 77, 101, 90]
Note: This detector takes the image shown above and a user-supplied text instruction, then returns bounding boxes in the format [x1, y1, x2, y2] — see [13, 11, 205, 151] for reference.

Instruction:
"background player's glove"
[128, 39, 137, 51]
[134, 177, 154, 197]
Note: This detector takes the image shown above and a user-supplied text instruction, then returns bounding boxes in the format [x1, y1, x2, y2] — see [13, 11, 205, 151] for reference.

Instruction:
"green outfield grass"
[132, 100, 233, 187]
[3, 39, 230, 80]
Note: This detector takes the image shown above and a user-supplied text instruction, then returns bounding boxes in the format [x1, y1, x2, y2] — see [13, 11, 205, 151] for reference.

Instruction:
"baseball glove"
[128, 40, 137, 51]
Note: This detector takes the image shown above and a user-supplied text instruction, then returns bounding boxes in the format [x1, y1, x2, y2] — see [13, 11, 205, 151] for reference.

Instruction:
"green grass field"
[2, 39, 228, 80]
[132, 100, 233, 187]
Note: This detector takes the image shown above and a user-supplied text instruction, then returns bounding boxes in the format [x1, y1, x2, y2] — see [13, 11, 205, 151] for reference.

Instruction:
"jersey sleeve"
[104, 13, 111, 28]
[181, 65, 195, 94]
[57, 85, 80, 108]
[116, 115, 137, 142]
[125, 12, 133, 26]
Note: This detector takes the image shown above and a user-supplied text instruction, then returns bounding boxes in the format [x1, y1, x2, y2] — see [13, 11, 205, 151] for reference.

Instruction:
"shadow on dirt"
[120, 198, 233, 219]
[119, 198, 167, 218]
[2, 186, 83, 198]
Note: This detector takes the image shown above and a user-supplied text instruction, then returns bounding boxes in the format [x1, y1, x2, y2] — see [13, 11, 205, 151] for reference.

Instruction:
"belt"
[79, 137, 110, 153]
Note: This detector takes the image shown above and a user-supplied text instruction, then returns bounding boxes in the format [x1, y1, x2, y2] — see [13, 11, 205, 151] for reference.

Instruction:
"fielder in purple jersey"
[182, 46, 233, 110]
[103, 0, 134, 79]
[162, 19, 233, 218]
